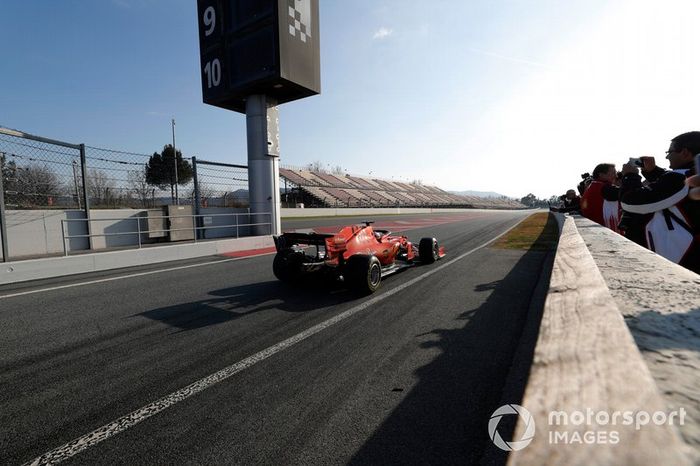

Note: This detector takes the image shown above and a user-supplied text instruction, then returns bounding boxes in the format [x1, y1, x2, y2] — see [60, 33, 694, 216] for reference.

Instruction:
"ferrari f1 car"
[272, 222, 445, 294]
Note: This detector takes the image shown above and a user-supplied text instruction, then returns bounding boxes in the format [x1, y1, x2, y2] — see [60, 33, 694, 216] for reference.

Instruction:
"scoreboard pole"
[197, 0, 319, 238]
[246, 94, 281, 236]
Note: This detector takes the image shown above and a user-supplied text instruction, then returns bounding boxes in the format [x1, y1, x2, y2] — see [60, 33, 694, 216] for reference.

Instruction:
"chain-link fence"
[0, 127, 242, 212]
[0, 129, 83, 210]
[193, 158, 249, 208]
[0, 126, 253, 262]
[83, 145, 195, 209]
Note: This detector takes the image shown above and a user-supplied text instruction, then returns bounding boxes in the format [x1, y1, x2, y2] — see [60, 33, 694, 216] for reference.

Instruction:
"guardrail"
[60, 212, 272, 256]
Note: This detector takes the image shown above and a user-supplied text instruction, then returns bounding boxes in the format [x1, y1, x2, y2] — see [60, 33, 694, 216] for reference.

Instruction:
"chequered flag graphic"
[287, 0, 310, 43]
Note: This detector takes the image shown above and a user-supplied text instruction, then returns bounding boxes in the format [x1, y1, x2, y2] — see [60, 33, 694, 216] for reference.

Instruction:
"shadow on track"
[347, 230, 556, 466]
[132, 279, 362, 332]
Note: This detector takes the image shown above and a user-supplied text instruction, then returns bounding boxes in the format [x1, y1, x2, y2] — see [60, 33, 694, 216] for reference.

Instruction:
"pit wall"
[0, 208, 251, 260]
[507, 214, 700, 465]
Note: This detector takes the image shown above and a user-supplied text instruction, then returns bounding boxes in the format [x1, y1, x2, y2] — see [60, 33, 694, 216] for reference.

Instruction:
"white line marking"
[0, 254, 276, 300]
[24, 216, 528, 465]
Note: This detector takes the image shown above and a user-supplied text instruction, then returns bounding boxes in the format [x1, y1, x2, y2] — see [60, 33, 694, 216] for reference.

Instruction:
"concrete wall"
[199, 207, 253, 239]
[89, 209, 146, 250]
[0, 210, 88, 260]
[0, 234, 275, 285]
[0, 207, 262, 260]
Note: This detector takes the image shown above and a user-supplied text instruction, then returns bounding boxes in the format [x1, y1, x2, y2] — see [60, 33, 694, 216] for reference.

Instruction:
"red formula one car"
[272, 222, 445, 294]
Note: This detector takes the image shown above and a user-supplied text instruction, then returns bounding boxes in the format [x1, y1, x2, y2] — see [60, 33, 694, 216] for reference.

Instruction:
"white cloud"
[373, 27, 393, 40]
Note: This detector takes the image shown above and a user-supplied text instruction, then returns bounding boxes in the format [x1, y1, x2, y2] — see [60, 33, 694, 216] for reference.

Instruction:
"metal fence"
[82, 145, 196, 209]
[192, 158, 249, 208]
[0, 128, 84, 210]
[60, 212, 272, 256]
[0, 126, 252, 262]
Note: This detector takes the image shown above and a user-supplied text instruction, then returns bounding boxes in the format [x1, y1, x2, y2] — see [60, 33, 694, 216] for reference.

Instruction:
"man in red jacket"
[580, 163, 621, 232]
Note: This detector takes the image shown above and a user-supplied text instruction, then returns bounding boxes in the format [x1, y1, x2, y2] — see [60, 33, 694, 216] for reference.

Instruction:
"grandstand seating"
[279, 167, 525, 209]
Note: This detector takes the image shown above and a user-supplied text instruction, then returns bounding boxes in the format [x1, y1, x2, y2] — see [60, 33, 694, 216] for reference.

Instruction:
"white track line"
[0, 254, 276, 300]
[24, 216, 528, 465]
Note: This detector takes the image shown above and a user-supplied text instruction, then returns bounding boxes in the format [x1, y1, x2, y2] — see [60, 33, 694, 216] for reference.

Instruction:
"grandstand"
[279, 167, 525, 209]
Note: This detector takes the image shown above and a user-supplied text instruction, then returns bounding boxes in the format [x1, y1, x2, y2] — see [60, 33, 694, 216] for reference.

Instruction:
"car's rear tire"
[345, 255, 382, 294]
[273, 249, 304, 282]
[419, 237, 439, 264]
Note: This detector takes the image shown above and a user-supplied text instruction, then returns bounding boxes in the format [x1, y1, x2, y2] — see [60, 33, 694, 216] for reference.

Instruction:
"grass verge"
[491, 212, 559, 251]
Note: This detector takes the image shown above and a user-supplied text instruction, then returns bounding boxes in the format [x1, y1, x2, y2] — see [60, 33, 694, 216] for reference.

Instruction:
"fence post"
[61, 220, 68, 257]
[79, 144, 93, 251]
[192, 156, 202, 240]
[0, 166, 9, 262]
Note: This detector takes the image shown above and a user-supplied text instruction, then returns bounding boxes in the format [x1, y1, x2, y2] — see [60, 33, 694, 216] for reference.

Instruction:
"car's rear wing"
[273, 232, 334, 251]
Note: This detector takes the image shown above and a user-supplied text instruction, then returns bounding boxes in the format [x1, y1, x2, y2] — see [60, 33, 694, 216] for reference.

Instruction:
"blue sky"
[2, 0, 699, 198]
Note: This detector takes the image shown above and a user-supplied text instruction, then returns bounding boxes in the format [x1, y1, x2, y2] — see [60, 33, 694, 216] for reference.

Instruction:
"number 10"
[204, 59, 221, 88]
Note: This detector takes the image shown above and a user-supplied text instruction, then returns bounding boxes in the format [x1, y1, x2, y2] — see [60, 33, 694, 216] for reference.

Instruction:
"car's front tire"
[419, 237, 439, 264]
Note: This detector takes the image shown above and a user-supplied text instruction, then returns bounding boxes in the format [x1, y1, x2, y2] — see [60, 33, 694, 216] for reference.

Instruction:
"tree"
[1, 153, 18, 206]
[331, 165, 344, 175]
[145, 144, 193, 201]
[87, 169, 116, 206]
[1, 153, 17, 189]
[127, 166, 152, 208]
[306, 161, 326, 173]
[15, 164, 63, 207]
[520, 193, 538, 207]
[547, 194, 562, 206]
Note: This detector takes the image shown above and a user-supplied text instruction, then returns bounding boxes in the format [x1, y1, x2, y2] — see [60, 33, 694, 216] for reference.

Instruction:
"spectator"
[688, 174, 700, 200]
[577, 172, 593, 196]
[552, 189, 581, 213]
[580, 163, 621, 232]
[619, 131, 699, 273]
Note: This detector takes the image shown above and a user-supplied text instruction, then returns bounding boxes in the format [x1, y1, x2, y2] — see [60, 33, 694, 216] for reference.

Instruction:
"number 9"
[203, 6, 216, 36]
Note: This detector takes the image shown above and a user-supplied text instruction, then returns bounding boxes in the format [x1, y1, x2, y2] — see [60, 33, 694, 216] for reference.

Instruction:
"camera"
[580, 172, 591, 180]
[628, 157, 643, 167]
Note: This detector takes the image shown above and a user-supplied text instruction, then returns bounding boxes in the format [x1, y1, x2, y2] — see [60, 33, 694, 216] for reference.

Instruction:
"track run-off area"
[0, 209, 552, 465]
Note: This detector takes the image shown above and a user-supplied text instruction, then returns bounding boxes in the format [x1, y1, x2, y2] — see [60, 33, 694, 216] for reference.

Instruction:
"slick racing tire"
[273, 249, 305, 282]
[345, 255, 382, 294]
[419, 237, 439, 264]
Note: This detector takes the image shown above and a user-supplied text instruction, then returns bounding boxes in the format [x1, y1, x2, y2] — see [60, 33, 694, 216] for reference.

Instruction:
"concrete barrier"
[507, 214, 698, 465]
[0, 235, 274, 285]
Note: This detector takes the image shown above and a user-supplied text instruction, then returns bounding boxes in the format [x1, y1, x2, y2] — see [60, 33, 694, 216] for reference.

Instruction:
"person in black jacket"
[551, 189, 581, 213]
[619, 131, 699, 273]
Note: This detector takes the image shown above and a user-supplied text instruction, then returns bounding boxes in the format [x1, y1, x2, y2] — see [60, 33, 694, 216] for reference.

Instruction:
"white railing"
[60, 212, 272, 256]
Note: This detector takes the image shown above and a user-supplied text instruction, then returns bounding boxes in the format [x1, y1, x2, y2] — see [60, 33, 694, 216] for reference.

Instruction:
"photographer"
[619, 131, 699, 273]
[580, 163, 621, 232]
[552, 189, 581, 213]
[577, 172, 592, 196]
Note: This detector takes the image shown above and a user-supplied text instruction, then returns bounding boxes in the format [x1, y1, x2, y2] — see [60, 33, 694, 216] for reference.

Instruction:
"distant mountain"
[450, 190, 510, 199]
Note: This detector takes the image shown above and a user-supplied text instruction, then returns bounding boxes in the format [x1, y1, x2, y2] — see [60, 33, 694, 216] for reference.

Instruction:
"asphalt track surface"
[0, 210, 551, 465]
